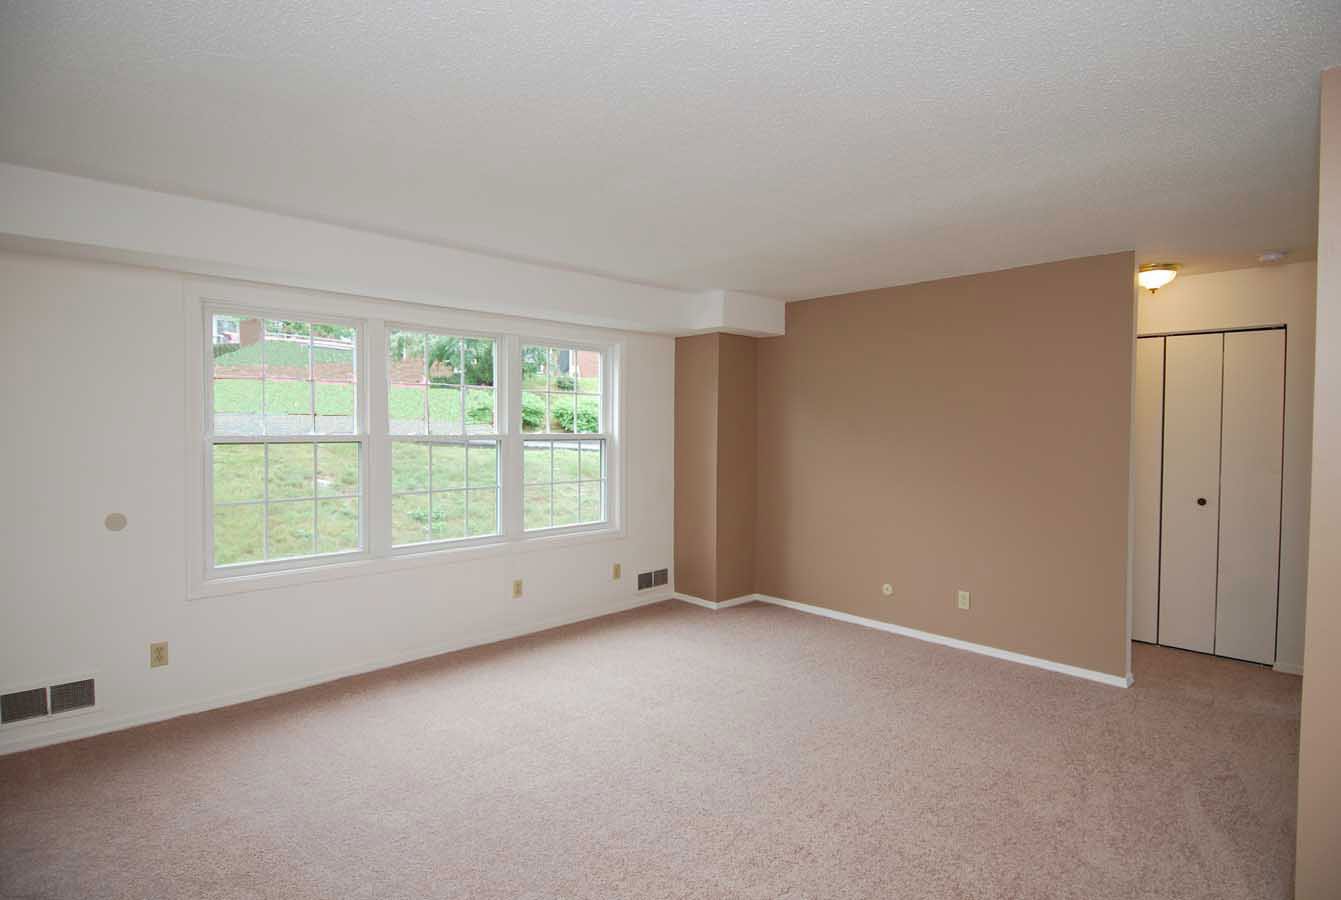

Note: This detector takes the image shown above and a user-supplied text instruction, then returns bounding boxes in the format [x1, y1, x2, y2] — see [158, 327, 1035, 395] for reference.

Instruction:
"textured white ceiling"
[1, 1, 1338, 299]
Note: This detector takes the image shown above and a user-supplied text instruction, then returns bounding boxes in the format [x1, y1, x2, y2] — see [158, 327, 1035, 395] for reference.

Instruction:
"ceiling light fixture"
[1138, 263, 1179, 292]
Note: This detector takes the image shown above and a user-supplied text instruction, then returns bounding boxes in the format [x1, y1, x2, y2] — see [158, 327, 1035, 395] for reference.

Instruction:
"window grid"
[523, 439, 606, 531]
[209, 310, 364, 570]
[520, 345, 601, 436]
[387, 329, 497, 438]
[389, 439, 500, 546]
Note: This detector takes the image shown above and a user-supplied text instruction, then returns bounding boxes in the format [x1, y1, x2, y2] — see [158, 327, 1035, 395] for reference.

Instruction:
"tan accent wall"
[754, 252, 1135, 677]
[1296, 65, 1341, 900]
[715, 334, 758, 602]
[674, 334, 720, 602]
[674, 333, 759, 604]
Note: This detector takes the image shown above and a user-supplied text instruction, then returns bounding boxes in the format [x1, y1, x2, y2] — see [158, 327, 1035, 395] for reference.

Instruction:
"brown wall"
[1296, 66, 1341, 900]
[674, 332, 759, 604]
[674, 334, 720, 602]
[714, 334, 758, 602]
[754, 252, 1135, 677]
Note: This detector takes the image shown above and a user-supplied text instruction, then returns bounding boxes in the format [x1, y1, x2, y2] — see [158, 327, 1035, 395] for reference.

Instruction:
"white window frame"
[514, 336, 614, 537]
[184, 279, 625, 600]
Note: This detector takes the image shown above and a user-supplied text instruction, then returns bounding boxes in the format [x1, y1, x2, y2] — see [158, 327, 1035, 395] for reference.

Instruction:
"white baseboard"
[0, 592, 674, 757]
[751, 594, 1132, 689]
[1273, 661, 1304, 676]
[674, 593, 756, 610]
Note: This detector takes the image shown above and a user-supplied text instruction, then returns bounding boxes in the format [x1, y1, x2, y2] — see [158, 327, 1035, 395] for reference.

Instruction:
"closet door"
[1158, 333, 1223, 654]
[1131, 337, 1165, 643]
[1215, 330, 1285, 663]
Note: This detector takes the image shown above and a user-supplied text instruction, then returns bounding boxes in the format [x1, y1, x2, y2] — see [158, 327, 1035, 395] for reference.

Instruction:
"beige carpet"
[0, 600, 1301, 899]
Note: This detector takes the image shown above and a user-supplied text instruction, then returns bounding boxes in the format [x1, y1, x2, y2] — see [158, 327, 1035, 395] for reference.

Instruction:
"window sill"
[188, 523, 625, 600]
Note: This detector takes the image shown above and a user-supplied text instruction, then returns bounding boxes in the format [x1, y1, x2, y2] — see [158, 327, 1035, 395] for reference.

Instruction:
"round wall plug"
[882, 583, 894, 596]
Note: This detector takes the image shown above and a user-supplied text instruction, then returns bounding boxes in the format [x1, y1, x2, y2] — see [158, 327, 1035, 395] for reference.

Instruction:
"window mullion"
[365, 318, 391, 558]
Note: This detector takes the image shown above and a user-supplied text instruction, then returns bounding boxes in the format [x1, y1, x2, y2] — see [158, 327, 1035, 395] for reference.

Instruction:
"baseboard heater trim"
[677, 593, 1133, 689]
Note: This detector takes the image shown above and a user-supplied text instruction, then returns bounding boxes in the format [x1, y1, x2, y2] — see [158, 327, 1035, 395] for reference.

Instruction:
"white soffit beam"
[0, 164, 786, 337]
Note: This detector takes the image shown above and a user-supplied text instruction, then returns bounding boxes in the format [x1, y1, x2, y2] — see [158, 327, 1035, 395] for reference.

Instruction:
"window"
[520, 344, 607, 531]
[208, 314, 363, 568]
[192, 286, 620, 590]
[385, 329, 500, 548]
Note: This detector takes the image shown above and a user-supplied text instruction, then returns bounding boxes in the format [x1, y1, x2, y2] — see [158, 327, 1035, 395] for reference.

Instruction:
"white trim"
[673, 593, 755, 610]
[1273, 660, 1303, 675]
[0, 593, 674, 757]
[750, 594, 1132, 688]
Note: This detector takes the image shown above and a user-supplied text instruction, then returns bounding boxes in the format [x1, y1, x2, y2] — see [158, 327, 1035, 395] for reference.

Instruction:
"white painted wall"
[0, 249, 676, 754]
[0, 164, 786, 337]
[1136, 261, 1316, 672]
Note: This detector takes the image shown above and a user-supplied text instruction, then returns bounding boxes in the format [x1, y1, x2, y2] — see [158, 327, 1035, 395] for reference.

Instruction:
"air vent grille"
[652, 568, 668, 587]
[1, 688, 49, 724]
[637, 571, 654, 590]
[50, 679, 96, 714]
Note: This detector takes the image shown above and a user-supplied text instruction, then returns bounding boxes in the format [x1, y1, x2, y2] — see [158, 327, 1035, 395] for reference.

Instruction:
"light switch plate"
[957, 590, 971, 610]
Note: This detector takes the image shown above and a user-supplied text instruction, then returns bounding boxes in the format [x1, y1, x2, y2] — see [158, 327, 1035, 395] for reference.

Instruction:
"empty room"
[2, 3, 1340, 898]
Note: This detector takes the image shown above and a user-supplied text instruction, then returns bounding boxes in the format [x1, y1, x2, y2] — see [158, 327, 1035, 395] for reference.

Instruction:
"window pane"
[388, 330, 427, 384]
[553, 483, 579, 527]
[522, 391, 546, 433]
[428, 385, 462, 434]
[212, 319, 263, 434]
[214, 503, 264, 566]
[392, 493, 430, 545]
[575, 349, 601, 393]
[549, 393, 575, 433]
[316, 498, 359, 554]
[213, 444, 264, 503]
[467, 488, 499, 537]
[465, 388, 495, 432]
[313, 326, 356, 434]
[263, 378, 313, 435]
[576, 394, 600, 433]
[427, 335, 462, 384]
[388, 385, 427, 435]
[523, 485, 551, 530]
[267, 444, 315, 500]
[316, 443, 359, 497]
[431, 443, 466, 490]
[464, 338, 494, 386]
[553, 443, 580, 482]
[268, 500, 316, 559]
[521, 345, 548, 390]
[524, 441, 552, 484]
[579, 441, 602, 481]
[263, 320, 310, 381]
[579, 481, 604, 523]
[430, 490, 465, 541]
[550, 348, 575, 392]
[391, 441, 430, 493]
[467, 441, 498, 486]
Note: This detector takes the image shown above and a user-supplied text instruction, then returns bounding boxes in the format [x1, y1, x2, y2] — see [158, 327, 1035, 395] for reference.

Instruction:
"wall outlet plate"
[613, 563, 621, 580]
[149, 641, 169, 668]
[957, 590, 971, 610]
[512, 579, 524, 599]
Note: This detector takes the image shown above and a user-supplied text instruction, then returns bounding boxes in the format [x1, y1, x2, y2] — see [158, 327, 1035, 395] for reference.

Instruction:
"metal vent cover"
[637, 570, 654, 590]
[50, 679, 95, 714]
[1, 687, 49, 724]
[652, 568, 669, 587]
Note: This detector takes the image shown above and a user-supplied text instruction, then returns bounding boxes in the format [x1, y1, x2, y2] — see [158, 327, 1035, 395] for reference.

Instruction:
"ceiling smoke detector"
[1137, 263, 1180, 292]
[1258, 250, 1289, 264]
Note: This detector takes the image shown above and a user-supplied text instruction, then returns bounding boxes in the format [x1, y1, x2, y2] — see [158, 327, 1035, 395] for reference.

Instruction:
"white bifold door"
[1131, 329, 1285, 664]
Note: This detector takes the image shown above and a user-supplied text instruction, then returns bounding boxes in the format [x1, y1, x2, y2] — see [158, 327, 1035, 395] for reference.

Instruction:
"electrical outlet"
[957, 590, 971, 610]
[512, 579, 524, 599]
[612, 563, 622, 580]
[881, 583, 894, 596]
[149, 641, 169, 668]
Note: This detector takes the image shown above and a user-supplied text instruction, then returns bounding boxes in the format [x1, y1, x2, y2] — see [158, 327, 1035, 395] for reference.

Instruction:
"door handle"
[1197, 497, 1208, 506]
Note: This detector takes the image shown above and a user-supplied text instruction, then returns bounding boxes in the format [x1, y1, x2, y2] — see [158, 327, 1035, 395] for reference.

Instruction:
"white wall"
[0, 164, 786, 337]
[1136, 261, 1316, 672]
[0, 249, 676, 754]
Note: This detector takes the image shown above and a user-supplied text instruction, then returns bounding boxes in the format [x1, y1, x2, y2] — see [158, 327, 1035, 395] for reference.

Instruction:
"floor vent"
[1, 687, 49, 724]
[652, 568, 669, 587]
[50, 679, 96, 714]
[1, 678, 96, 725]
[637, 570, 654, 590]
